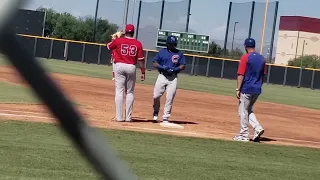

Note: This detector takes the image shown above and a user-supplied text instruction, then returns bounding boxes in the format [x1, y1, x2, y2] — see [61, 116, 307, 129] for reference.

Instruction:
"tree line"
[288, 55, 320, 69]
[38, 7, 243, 59]
[38, 7, 118, 43]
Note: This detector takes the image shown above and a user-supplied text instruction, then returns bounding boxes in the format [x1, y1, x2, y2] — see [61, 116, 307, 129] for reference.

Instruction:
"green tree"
[37, 7, 60, 36]
[54, 12, 78, 40]
[288, 55, 320, 69]
[205, 41, 224, 57]
[228, 48, 243, 59]
[95, 18, 119, 43]
[36, 7, 118, 42]
[181, 41, 243, 59]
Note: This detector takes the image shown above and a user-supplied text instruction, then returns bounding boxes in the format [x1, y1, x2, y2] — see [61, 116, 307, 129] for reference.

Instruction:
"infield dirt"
[1, 66, 320, 148]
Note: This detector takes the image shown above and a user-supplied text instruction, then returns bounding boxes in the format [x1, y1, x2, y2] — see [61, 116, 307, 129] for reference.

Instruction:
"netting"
[98, 0, 126, 30]
[136, 0, 190, 49]
[226, 1, 278, 58]
[162, 0, 189, 32]
[226, 2, 252, 54]
[251, 2, 277, 58]
[24, 0, 96, 17]
[136, 0, 162, 49]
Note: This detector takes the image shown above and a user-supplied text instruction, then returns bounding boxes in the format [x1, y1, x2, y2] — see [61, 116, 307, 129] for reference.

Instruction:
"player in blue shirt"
[152, 35, 186, 123]
[233, 38, 266, 142]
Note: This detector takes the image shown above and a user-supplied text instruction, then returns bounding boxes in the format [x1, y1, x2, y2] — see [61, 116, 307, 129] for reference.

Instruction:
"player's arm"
[237, 55, 247, 91]
[173, 53, 186, 73]
[106, 39, 117, 50]
[137, 44, 145, 74]
[152, 51, 167, 70]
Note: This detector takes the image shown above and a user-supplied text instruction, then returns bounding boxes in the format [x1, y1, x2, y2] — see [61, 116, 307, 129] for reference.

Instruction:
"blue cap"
[244, 38, 255, 47]
[167, 35, 177, 44]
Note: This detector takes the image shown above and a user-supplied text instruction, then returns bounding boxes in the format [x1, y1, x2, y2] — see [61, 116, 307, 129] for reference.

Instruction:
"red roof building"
[275, 16, 320, 65]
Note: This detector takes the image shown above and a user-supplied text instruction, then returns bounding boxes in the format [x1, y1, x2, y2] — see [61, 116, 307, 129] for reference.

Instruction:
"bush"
[287, 55, 320, 69]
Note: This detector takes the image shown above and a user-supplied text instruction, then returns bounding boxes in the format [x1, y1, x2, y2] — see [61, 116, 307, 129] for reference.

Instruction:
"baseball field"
[0, 57, 320, 179]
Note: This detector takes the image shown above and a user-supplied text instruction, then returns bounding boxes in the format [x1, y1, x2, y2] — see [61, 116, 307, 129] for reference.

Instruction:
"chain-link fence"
[251, 2, 278, 59]
[98, 0, 126, 30]
[136, 0, 190, 49]
[162, 0, 189, 32]
[225, 2, 252, 52]
[136, 0, 162, 49]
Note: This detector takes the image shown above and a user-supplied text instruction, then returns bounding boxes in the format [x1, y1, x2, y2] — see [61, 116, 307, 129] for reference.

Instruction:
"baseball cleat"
[253, 128, 264, 142]
[232, 136, 249, 142]
[162, 119, 169, 123]
[115, 119, 125, 122]
[112, 78, 115, 81]
[153, 111, 159, 122]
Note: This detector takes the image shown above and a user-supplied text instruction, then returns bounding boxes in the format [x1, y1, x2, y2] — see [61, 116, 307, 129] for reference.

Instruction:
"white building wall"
[275, 30, 320, 65]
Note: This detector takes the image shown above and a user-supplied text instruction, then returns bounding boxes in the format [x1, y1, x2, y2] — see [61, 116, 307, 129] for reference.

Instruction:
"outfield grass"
[1, 58, 320, 109]
[0, 121, 319, 180]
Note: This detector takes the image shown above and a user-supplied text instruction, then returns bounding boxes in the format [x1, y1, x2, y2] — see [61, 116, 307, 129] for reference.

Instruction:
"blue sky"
[23, 0, 320, 52]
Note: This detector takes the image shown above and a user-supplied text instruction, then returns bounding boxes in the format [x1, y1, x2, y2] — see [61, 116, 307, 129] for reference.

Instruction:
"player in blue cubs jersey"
[233, 37, 266, 142]
[152, 35, 186, 123]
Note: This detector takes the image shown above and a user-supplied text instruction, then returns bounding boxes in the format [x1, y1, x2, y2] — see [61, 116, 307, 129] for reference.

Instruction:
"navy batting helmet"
[244, 38, 256, 48]
[167, 35, 177, 44]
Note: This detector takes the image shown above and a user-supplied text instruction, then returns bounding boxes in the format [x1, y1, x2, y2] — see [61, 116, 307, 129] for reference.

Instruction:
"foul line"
[0, 109, 47, 115]
[0, 112, 54, 120]
[0, 109, 319, 145]
[112, 125, 202, 136]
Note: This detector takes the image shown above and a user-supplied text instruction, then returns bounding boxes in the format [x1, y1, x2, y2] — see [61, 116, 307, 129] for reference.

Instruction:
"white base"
[160, 122, 184, 129]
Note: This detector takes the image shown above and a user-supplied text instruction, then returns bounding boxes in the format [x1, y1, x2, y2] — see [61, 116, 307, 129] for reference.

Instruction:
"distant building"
[275, 16, 320, 65]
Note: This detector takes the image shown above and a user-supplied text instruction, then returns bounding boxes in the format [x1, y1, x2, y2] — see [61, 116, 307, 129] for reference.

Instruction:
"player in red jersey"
[107, 24, 145, 122]
[110, 31, 124, 80]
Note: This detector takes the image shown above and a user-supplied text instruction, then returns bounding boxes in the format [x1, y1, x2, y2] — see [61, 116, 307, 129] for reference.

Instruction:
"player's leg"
[162, 76, 178, 122]
[248, 94, 264, 141]
[233, 93, 251, 141]
[153, 74, 167, 121]
[112, 61, 115, 81]
[124, 64, 136, 122]
[114, 63, 126, 121]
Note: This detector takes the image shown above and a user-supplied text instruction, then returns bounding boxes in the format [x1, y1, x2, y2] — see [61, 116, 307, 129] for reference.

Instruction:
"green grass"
[1, 58, 320, 109]
[0, 121, 319, 180]
[0, 82, 38, 104]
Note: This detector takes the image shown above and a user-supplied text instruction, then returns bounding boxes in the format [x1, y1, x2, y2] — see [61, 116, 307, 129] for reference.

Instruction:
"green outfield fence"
[16, 33, 320, 90]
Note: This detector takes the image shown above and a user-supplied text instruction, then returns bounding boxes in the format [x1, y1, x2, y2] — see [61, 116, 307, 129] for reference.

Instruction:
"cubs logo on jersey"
[171, 55, 179, 64]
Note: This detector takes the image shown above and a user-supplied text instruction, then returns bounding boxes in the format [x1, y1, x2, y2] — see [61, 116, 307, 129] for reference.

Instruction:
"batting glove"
[157, 65, 168, 71]
[172, 67, 181, 73]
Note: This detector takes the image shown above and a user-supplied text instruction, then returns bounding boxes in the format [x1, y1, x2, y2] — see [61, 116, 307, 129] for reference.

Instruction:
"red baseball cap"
[125, 24, 135, 33]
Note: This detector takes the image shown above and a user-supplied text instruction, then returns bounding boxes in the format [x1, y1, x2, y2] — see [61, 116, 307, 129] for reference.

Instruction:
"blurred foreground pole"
[93, 0, 100, 42]
[0, 0, 137, 179]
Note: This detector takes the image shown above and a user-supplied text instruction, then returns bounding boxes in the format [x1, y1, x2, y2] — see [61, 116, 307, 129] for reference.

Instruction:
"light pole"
[93, 0, 100, 42]
[301, 39, 307, 67]
[231, 21, 239, 57]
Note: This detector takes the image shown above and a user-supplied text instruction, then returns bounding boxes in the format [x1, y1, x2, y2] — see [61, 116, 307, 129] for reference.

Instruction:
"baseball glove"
[111, 31, 125, 40]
